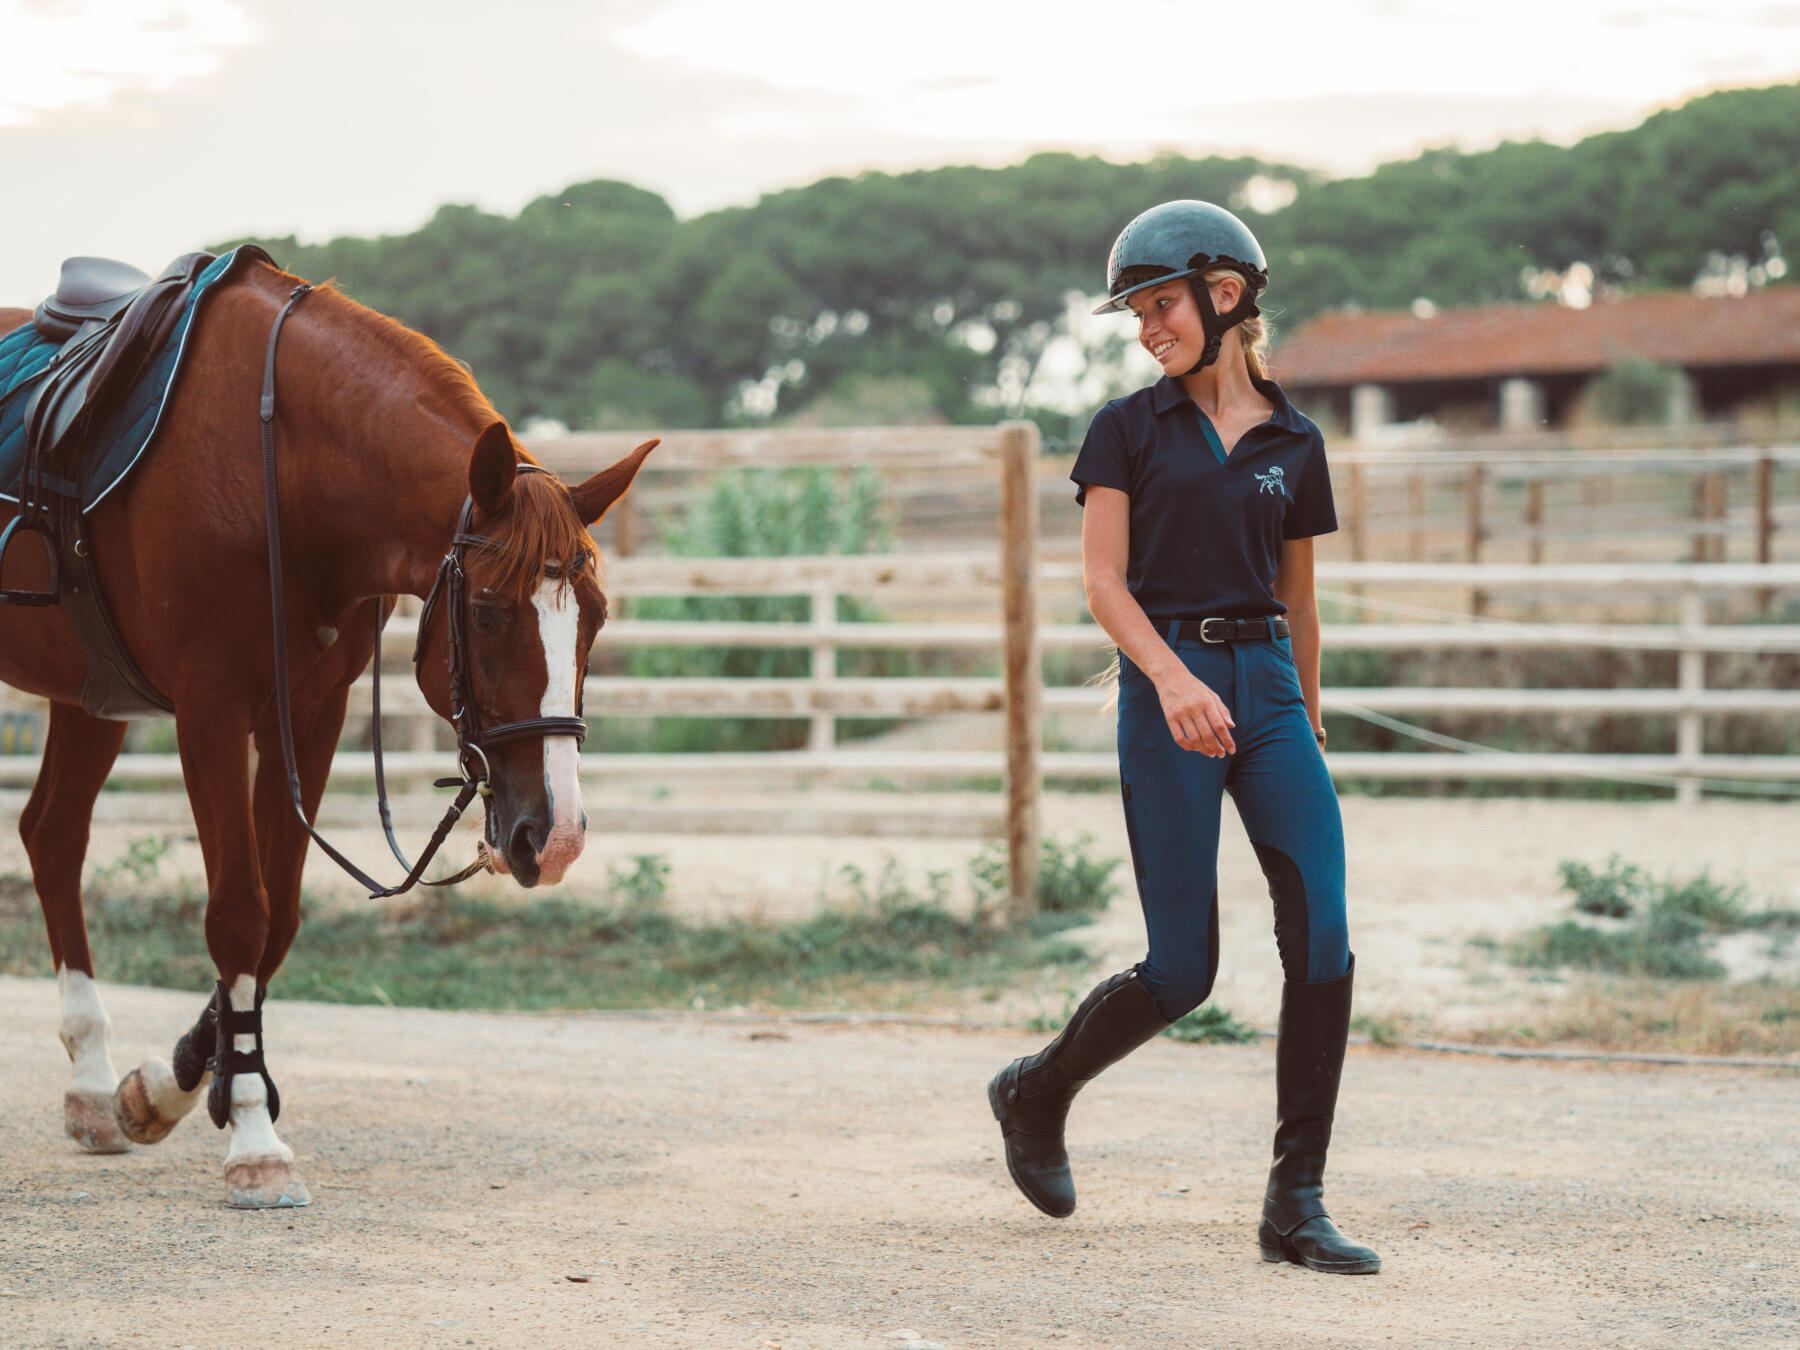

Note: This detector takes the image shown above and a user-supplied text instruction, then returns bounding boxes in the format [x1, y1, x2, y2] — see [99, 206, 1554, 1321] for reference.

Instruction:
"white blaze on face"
[533, 576, 586, 883]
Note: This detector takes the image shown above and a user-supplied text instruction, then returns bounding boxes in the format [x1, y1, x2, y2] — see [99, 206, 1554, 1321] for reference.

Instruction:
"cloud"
[0, 0, 259, 128]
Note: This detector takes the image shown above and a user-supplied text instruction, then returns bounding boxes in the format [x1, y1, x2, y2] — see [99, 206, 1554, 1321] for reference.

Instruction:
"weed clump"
[1165, 1005, 1260, 1045]
[1508, 856, 1799, 979]
[968, 832, 1121, 921]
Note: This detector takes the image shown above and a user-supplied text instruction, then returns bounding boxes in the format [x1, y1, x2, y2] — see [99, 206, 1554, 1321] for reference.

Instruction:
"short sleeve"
[1070, 403, 1131, 506]
[1283, 433, 1338, 539]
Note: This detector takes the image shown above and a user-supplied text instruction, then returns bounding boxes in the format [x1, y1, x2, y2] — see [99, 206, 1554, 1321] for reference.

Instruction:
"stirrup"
[0, 515, 59, 606]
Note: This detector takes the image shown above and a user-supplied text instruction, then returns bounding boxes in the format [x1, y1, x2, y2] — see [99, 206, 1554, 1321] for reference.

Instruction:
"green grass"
[0, 883, 1094, 1012]
[0, 836, 1123, 1014]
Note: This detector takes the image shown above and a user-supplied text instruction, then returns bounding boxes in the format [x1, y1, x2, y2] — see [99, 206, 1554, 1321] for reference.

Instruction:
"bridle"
[259, 282, 588, 898]
[410, 466, 590, 790]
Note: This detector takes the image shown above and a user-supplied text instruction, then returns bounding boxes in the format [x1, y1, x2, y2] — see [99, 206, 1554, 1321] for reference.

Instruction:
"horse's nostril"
[510, 818, 547, 861]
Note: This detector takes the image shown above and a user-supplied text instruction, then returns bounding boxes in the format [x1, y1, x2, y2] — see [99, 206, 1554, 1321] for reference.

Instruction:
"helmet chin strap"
[1181, 275, 1261, 377]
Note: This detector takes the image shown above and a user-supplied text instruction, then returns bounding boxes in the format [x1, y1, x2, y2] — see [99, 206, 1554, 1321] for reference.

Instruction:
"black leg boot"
[1258, 954, 1382, 1274]
[988, 968, 1169, 1218]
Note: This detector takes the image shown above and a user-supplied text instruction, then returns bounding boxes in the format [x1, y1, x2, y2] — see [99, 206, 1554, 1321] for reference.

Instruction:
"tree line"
[227, 82, 1800, 432]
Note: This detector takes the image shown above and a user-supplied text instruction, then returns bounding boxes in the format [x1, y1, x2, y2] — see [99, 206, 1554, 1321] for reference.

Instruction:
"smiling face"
[1128, 274, 1245, 375]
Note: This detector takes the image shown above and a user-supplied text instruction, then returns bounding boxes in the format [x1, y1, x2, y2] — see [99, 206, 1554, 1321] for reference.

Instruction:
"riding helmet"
[1092, 199, 1269, 315]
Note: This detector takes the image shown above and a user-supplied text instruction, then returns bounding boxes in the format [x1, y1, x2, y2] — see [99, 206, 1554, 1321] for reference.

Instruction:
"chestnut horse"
[0, 258, 655, 1207]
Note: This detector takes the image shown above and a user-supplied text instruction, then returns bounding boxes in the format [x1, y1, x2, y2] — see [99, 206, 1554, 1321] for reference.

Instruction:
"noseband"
[411, 464, 590, 789]
[258, 282, 588, 898]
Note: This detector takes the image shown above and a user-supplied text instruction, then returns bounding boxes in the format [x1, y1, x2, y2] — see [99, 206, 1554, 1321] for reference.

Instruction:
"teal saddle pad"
[0, 247, 260, 510]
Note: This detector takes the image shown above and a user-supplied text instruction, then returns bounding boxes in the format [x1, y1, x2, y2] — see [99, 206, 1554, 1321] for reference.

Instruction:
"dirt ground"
[3, 976, 1799, 1350]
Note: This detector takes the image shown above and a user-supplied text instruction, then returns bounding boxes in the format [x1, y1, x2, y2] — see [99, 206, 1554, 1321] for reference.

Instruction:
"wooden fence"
[1, 426, 1798, 915]
[565, 431, 1800, 570]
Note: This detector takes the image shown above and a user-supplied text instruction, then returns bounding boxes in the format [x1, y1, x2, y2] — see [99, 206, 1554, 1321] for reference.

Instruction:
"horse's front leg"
[176, 705, 309, 1208]
[22, 703, 131, 1152]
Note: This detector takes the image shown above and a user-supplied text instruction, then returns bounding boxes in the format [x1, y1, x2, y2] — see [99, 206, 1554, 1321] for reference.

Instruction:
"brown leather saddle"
[0, 247, 271, 717]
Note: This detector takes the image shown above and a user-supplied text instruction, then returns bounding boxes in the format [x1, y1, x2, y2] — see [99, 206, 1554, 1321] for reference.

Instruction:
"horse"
[0, 256, 656, 1207]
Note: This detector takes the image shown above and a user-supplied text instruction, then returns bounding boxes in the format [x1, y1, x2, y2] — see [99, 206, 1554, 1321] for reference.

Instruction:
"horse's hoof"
[113, 1064, 196, 1145]
[64, 1088, 132, 1154]
[224, 1157, 311, 1209]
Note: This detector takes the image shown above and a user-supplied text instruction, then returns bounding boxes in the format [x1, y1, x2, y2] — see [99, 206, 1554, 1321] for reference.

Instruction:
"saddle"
[0, 245, 274, 718]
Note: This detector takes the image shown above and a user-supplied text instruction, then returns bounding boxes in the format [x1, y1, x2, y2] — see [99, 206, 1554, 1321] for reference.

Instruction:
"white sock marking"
[56, 967, 119, 1097]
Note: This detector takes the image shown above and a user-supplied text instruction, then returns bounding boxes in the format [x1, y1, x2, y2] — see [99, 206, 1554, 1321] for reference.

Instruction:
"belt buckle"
[1199, 616, 1229, 644]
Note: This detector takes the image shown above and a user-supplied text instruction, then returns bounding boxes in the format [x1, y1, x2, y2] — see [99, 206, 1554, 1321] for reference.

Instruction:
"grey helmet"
[1092, 199, 1268, 373]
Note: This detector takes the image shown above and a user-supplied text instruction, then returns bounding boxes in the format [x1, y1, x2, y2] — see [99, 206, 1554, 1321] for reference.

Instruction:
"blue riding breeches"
[1117, 622, 1351, 1021]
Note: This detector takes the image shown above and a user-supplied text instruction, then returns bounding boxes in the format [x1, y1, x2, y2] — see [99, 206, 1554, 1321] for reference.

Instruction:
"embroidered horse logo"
[1255, 465, 1287, 497]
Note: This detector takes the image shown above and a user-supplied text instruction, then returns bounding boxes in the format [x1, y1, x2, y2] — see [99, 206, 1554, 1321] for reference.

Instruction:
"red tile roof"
[1271, 286, 1800, 386]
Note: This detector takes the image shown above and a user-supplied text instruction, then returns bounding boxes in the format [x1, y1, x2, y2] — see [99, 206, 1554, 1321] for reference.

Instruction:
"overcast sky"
[3, 0, 1798, 304]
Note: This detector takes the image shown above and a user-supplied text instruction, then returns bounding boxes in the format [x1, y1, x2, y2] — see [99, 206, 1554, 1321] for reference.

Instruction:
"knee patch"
[1251, 841, 1312, 984]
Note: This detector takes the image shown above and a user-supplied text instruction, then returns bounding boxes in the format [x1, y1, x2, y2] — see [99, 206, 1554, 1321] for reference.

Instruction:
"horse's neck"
[281, 294, 486, 605]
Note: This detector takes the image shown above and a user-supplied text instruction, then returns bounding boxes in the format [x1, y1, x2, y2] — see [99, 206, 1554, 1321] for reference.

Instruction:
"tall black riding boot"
[988, 967, 1170, 1218]
[1258, 953, 1382, 1274]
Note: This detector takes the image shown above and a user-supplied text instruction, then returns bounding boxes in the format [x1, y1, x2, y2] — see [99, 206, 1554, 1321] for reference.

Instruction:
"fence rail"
[3, 559, 1796, 798]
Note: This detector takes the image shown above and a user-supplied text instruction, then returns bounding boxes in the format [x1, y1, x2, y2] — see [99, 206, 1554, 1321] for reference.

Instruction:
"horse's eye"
[472, 604, 503, 635]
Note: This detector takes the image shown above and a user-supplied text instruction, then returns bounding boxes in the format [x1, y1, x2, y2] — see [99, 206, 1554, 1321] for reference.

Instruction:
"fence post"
[1000, 421, 1042, 920]
[1708, 470, 1728, 563]
[1466, 463, 1487, 616]
[1407, 470, 1425, 562]
[1689, 472, 1708, 563]
[1675, 585, 1705, 806]
[1346, 460, 1367, 561]
[810, 582, 836, 753]
[614, 493, 639, 557]
[1525, 476, 1545, 566]
[1757, 455, 1775, 612]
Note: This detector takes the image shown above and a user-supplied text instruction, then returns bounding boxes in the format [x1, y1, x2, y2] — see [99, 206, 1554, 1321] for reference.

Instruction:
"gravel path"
[3, 976, 1796, 1349]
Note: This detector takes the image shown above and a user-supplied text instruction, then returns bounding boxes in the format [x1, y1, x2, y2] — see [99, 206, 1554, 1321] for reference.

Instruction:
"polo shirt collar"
[1150, 373, 1307, 433]
[1150, 376, 1186, 416]
[1251, 375, 1307, 433]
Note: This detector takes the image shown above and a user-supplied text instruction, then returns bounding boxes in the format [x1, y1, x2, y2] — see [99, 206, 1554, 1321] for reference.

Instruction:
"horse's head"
[414, 421, 656, 887]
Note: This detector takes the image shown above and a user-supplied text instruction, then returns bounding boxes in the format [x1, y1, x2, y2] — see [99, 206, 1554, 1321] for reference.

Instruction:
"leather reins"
[258, 282, 588, 898]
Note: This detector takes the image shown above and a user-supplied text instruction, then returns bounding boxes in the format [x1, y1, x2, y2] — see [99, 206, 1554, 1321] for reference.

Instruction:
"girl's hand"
[1155, 666, 1236, 756]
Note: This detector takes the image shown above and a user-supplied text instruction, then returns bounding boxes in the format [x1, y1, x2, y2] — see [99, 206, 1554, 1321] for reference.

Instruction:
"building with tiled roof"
[1270, 287, 1800, 440]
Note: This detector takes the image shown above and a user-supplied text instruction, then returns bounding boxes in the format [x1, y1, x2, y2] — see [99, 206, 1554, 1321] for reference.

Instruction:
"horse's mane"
[306, 278, 599, 605]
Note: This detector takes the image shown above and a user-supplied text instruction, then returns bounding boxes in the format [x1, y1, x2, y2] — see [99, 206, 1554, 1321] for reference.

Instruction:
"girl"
[987, 199, 1379, 1275]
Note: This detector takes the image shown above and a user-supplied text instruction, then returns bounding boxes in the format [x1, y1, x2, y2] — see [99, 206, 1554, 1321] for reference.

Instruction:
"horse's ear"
[468, 421, 518, 512]
[569, 438, 659, 526]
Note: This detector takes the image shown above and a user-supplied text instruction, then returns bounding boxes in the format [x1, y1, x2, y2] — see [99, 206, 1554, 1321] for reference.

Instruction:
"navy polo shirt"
[1071, 375, 1336, 620]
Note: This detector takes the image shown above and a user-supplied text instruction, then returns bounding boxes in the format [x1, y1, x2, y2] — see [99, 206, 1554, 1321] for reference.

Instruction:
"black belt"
[1169, 616, 1288, 644]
